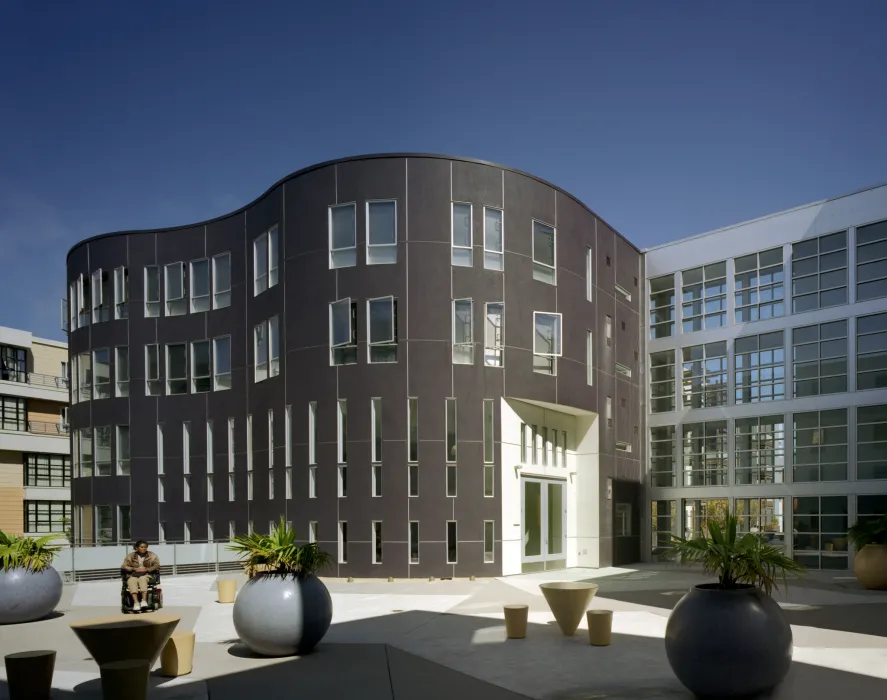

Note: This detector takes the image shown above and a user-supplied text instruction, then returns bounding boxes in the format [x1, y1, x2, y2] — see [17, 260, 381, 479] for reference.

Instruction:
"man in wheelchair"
[121, 540, 161, 613]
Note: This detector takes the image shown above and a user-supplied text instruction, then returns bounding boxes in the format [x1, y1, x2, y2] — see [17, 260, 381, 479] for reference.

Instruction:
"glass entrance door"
[521, 477, 566, 569]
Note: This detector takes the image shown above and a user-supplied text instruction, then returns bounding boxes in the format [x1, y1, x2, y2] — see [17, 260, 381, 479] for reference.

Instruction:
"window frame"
[116, 425, 130, 475]
[734, 415, 786, 485]
[532, 311, 563, 357]
[483, 206, 504, 270]
[189, 258, 211, 313]
[164, 261, 186, 316]
[856, 220, 887, 302]
[92, 348, 111, 399]
[366, 296, 397, 363]
[329, 298, 357, 365]
[213, 336, 231, 391]
[113, 266, 128, 320]
[212, 253, 232, 309]
[681, 262, 727, 333]
[734, 247, 784, 323]
[366, 199, 398, 265]
[144, 265, 160, 318]
[451, 201, 473, 267]
[253, 231, 268, 296]
[329, 203, 357, 269]
[191, 340, 211, 393]
[791, 231, 848, 313]
[484, 302, 504, 367]
[114, 346, 129, 398]
[452, 298, 474, 365]
[531, 219, 557, 285]
[649, 274, 676, 339]
[165, 343, 188, 395]
[254, 321, 268, 382]
[145, 344, 161, 396]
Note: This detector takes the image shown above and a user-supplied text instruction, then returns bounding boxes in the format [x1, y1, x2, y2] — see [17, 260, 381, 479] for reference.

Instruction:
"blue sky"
[1, 1, 886, 341]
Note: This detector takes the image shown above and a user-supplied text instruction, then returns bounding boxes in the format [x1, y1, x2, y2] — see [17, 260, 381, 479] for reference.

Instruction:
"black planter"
[665, 584, 792, 698]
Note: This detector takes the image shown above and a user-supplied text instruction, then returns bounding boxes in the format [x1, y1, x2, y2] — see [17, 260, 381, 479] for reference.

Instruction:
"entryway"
[521, 476, 567, 573]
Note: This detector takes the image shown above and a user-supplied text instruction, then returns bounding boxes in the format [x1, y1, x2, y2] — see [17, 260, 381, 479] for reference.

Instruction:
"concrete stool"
[587, 609, 613, 646]
[160, 631, 196, 677]
[100, 659, 150, 700]
[504, 604, 529, 639]
[4, 650, 56, 699]
[218, 579, 237, 603]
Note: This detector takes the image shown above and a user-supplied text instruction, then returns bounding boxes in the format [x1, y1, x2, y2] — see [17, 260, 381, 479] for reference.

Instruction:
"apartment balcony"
[0, 370, 69, 402]
[0, 419, 70, 454]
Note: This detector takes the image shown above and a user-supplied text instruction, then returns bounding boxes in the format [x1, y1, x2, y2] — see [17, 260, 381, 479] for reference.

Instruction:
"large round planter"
[665, 584, 792, 698]
[855, 544, 887, 590]
[0, 565, 63, 624]
[232, 573, 332, 656]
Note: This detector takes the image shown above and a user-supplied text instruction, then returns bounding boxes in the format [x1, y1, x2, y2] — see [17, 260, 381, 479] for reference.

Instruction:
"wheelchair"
[120, 570, 164, 613]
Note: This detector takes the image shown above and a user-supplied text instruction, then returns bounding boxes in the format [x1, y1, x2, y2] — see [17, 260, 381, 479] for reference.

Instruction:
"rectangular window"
[246, 415, 253, 495]
[268, 469, 275, 500]
[213, 336, 231, 390]
[561, 430, 567, 467]
[190, 258, 210, 313]
[541, 427, 548, 466]
[68, 281, 77, 332]
[408, 398, 418, 463]
[269, 315, 279, 377]
[158, 476, 165, 502]
[229, 521, 235, 539]
[650, 350, 675, 413]
[483, 207, 504, 270]
[116, 425, 130, 475]
[330, 298, 357, 366]
[605, 315, 612, 346]
[24, 454, 71, 488]
[650, 426, 675, 487]
[254, 321, 268, 382]
[484, 303, 504, 367]
[451, 202, 473, 266]
[616, 442, 632, 453]
[367, 296, 397, 363]
[330, 203, 357, 268]
[792, 231, 848, 312]
[483, 399, 494, 464]
[76, 427, 93, 477]
[409, 521, 419, 564]
[682, 421, 728, 486]
[308, 465, 317, 498]
[681, 262, 726, 332]
[247, 471, 253, 500]
[166, 343, 187, 394]
[615, 283, 632, 303]
[452, 298, 474, 364]
[649, 275, 675, 339]
[371, 398, 382, 463]
[156, 424, 163, 475]
[207, 521, 214, 541]
[113, 266, 129, 320]
[268, 409, 274, 468]
[212, 253, 231, 309]
[552, 431, 558, 467]
[338, 521, 348, 563]
[857, 313, 887, 391]
[446, 464, 457, 497]
[227, 417, 234, 473]
[207, 474, 214, 502]
[793, 320, 848, 396]
[533, 312, 562, 376]
[735, 498, 785, 544]
[367, 200, 397, 265]
[308, 521, 317, 543]
[586, 246, 593, 301]
[446, 521, 457, 564]
[114, 347, 129, 397]
[408, 464, 418, 497]
[858, 494, 887, 526]
[182, 422, 191, 474]
[483, 521, 494, 563]
[95, 426, 111, 476]
[184, 475, 191, 502]
[856, 405, 887, 479]
[308, 402, 317, 465]
[682, 341, 728, 408]
[337, 399, 347, 464]
[484, 464, 494, 497]
[735, 331, 785, 404]
[118, 505, 131, 542]
[587, 331, 594, 385]
[77, 272, 91, 327]
[93, 348, 110, 399]
[285, 406, 292, 467]
[253, 229, 275, 296]
[793, 496, 848, 570]
[91, 269, 109, 323]
[372, 464, 382, 497]
[372, 521, 383, 564]
[228, 475, 236, 503]
[734, 415, 785, 484]
[532, 220, 556, 284]
[651, 500, 677, 559]
[734, 247, 784, 322]
[206, 421, 214, 474]
[144, 266, 160, 317]
[164, 262, 186, 316]
[446, 398, 457, 462]
[285, 466, 292, 498]
[857, 220, 887, 301]
[25, 501, 70, 536]
[191, 340, 211, 393]
[605, 399, 612, 428]
[615, 362, 632, 378]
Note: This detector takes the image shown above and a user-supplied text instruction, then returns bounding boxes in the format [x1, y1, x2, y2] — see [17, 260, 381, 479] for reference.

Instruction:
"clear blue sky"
[2, 1, 886, 341]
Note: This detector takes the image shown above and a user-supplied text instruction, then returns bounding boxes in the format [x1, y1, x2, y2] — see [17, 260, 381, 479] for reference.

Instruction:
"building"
[646, 183, 887, 571]
[0, 326, 70, 537]
[65, 154, 645, 578]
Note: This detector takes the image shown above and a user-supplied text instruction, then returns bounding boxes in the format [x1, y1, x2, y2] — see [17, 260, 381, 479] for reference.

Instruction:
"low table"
[69, 613, 181, 668]
[539, 581, 599, 636]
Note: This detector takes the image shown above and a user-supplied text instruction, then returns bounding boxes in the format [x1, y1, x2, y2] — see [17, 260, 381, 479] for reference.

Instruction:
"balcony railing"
[0, 370, 68, 391]
[27, 420, 69, 436]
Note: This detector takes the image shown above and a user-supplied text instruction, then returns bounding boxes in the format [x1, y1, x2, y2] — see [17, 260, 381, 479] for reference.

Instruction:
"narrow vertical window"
[191, 340, 211, 393]
[247, 471, 253, 501]
[532, 220, 556, 284]
[409, 521, 419, 564]
[372, 521, 383, 564]
[446, 521, 457, 564]
[371, 398, 382, 463]
[115, 347, 129, 397]
[338, 465, 347, 498]
[254, 321, 268, 382]
[212, 253, 232, 309]
[552, 430, 559, 467]
[337, 400, 347, 463]
[366, 200, 397, 265]
[158, 521, 166, 542]
[268, 409, 274, 468]
[484, 302, 504, 367]
[268, 225, 279, 289]
[164, 262, 186, 316]
[158, 476, 165, 502]
[338, 521, 348, 563]
[93, 349, 110, 399]
[114, 266, 129, 319]
[606, 316, 612, 346]
[206, 421, 213, 474]
[145, 266, 160, 317]
[372, 464, 382, 497]
[184, 475, 191, 502]
[253, 231, 268, 295]
[165, 343, 187, 395]
[309, 521, 317, 543]
[183, 422, 191, 474]
[367, 296, 398, 363]
[308, 402, 317, 465]
[269, 469, 275, 500]
[446, 465, 457, 497]
[541, 427, 549, 466]
[586, 246, 593, 301]
[116, 425, 130, 475]
[285, 465, 292, 499]
[207, 521, 214, 541]
[483, 207, 504, 270]
[587, 331, 594, 386]
[156, 424, 164, 475]
[246, 414, 253, 490]
[446, 398, 457, 462]
[329, 204, 357, 269]
[227, 418, 234, 473]
[606, 397, 613, 427]
[408, 398, 418, 463]
[285, 406, 292, 468]
[309, 465, 317, 498]
[207, 474, 214, 502]
[483, 400, 494, 464]
[213, 336, 231, 390]
[453, 298, 474, 364]
[531, 425, 538, 465]
[484, 521, 494, 563]
[520, 423, 528, 463]
[91, 268, 104, 323]
[451, 202, 473, 266]
[228, 474, 235, 501]
[408, 464, 419, 497]
[269, 315, 280, 377]
[190, 258, 210, 313]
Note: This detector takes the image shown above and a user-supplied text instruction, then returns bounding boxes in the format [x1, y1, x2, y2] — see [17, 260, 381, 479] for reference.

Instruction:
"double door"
[521, 477, 566, 567]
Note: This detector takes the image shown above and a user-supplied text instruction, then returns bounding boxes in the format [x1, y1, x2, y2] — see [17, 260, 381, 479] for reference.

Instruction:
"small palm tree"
[227, 518, 334, 580]
[0, 529, 63, 573]
[663, 513, 805, 595]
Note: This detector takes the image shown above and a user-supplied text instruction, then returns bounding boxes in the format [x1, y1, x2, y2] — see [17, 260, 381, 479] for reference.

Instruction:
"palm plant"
[847, 513, 887, 550]
[227, 518, 334, 579]
[0, 529, 63, 573]
[663, 513, 805, 595]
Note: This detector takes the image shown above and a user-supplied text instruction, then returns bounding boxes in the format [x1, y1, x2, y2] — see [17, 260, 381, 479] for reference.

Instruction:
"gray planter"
[665, 584, 792, 698]
[232, 573, 332, 656]
[0, 566, 63, 624]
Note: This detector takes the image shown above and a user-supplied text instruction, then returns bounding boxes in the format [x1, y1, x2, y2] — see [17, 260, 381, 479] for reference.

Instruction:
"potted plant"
[847, 513, 887, 590]
[227, 518, 334, 656]
[0, 530, 64, 624]
[662, 514, 806, 698]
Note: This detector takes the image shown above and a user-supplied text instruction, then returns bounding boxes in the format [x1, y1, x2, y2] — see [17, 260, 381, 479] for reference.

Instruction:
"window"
[791, 231, 848, 312]
[205, 421, 214, 475]
[451, 202, 473, 266]
[586, 331, 594, 386]
[792, 320, 848, 396]
[650, 275, 675, 338]
[269, 316, 280, 377]
[483, 521, 494, 563]
[605, 399, 612, 428]
[183, 521, 191, 542]
[248, 471, 253, 501]
[25, 454, 71, 488]
[650, 350, 675, 413]
[369, 521, 383, 564]
[337, 399, 347, 464]
[586, 247, 593, 301]
[615, 362, 631, 378]
[91, 268, 110, 323]
[446, 521, 457, 564]
[165, 262, 186, 316]
[308, 402, 317, 465]
[285, 406, 292, 468]
[532, 220, 556, 284]
[367, 200, 397, 264]
[213, 336, 231, 390]
[227, 418, 234, 474]
[858, 313, 887, 390]
[734, 331, 785, 404]
[0, 344, 26, 383]
[681, 342, 728, 408]
[212, 253, 231, 309]
[484, 207, 503, 270]
[93, 348, 110, 399]
[371, 398, 382, 463]
[77, 273, 91, 327]
[158, 521, 166, 543]
[207, 474, 215, 502]
[144, 266, 160, 317]
[183, 422, 191, 474]
[338, 521, 348, 563]
[452, 299, 474, 364]
[157, 424, 164, 475]
[253, 226, 279, 295]
[119, 505, 131, 542]
[25, 501, 71, 535]
[114, 347, 129, 397]
[143, 345, 159, 396]
[483, 399, 494, 465]
[207, 521, 214, 541]
[246, 414, 253, 495]
[116, 425, 130, 475]
[408, 398, 418, 463]
[308, 521, 317, 544]
[446, 398, 457, 462]
[857, 404, 887, 479]
[734, 415, 784, 484]
[793, 409, 847, 482]
[409, 521, 419, 564]
[268, 470, 275, 499]
[533, 312, 562, 376]
[68, 280, 77, 332]
[616, 442, 632, 453]
[650, 426, 675, 487]
[308, 465, 317, 498]
[858, 495, 887, 526]
[330, 298, 357, 365]
[682, 421, 728, 486]
[681, 262, 726, 332]
[605, 316, 612, 346]
[95, 426, 111, 476]
[372, 464, 382, 497]
[166, 344, 187, 395]
[113, 267, 129, 320]
[229, 521, 235, 539]
[191, 341, 211, 393]
[447, 464, 457, 497]
[286, 466, 292, 498]
[484, 303, 503, 367]
[367, 297, 397, 363]
[184, 475, 191, 502]
[733, 248, 784, 322]
[735, 498, 784, 544]
[254, 321, 268, 382]
[190, 259, 210, 313]
[330, 203, 356, 268]
[793, 496, 848, 570]
[857, 220, 887, 301]
[77, 427, 92, 476]
[651, 501, 677, 559]
[408, 464, 418, 497]
[615, 283, 632, 303]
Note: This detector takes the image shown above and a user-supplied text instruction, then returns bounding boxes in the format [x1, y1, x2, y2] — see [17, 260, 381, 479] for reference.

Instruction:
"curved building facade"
[66, 154, 644, 578]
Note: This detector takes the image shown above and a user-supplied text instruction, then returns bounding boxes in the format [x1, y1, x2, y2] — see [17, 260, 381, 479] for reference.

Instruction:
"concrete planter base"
[855, 544, 887, 590]
[0, 566, 63, 625]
